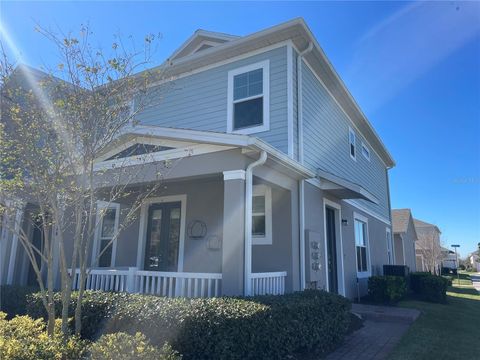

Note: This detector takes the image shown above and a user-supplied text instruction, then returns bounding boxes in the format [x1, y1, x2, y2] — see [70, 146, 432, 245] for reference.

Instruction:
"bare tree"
[416, 229, 443, 274]
[0, 25, 176, 336]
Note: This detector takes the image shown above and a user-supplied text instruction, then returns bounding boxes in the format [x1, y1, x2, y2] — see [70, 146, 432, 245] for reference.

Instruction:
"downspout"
[297, 43, 313, 291]
[244, 150, 267, 296]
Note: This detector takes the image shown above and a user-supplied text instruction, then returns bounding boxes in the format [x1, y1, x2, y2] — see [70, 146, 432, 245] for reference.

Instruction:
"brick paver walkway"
[326, 304, 420, 360]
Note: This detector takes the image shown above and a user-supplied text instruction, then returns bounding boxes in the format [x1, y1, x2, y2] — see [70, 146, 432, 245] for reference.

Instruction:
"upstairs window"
[362, 143, 371, 161]
[227, 60, 270, 134]
[349, 127, 356, 160]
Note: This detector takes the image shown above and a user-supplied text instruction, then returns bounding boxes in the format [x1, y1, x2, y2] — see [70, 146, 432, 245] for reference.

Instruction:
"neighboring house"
[391, 209, 417, 271]
[414, 218, 442, 274]
[1, 18, 396, 299]
[469, 252, 480, 272]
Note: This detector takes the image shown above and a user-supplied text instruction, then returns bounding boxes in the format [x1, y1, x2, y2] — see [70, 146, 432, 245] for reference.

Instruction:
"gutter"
[297, 42, 313, 291]
[244, 151, 267, 296]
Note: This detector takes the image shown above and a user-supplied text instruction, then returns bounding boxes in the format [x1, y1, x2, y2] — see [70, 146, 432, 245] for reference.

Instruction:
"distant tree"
[0, 25, 172, 336]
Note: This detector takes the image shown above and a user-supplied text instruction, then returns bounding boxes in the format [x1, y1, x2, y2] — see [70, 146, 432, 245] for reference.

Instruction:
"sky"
[1, 1, 479, 257]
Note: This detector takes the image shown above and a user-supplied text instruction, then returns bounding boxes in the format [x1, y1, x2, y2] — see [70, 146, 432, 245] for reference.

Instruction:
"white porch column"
[7, 204, 25, 285]
[222, 170, 246, 296]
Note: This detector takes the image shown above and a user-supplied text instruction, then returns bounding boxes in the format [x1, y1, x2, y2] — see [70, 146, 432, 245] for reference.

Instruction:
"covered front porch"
[65, 127, 307, 298]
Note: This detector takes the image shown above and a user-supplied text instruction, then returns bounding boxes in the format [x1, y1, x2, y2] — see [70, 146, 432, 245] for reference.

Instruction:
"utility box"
[305, 230, 323, 286]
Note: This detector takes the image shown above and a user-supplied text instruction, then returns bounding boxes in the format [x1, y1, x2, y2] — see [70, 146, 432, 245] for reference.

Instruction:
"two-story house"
[2, 18, 395, 299]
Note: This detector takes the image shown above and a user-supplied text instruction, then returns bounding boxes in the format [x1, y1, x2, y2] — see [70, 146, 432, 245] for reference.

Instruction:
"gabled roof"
[414, 218, 442, 234]
[168, 29, 239, 62]
[392, 209, 418, 240]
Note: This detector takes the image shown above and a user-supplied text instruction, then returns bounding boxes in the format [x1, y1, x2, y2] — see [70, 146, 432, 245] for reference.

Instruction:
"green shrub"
[410, 272, 449, 303]
[27, 290, 351, 359]
[27, 291, 122, 340]
[88, 332, 181, 360]
[0, 312, 86, 360]
[409, 272, 431, 293]
[368, 276, 407, 304]
[0, 285, 39, 318]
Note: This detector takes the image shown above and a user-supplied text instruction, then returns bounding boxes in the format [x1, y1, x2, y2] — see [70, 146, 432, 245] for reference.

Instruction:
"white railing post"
[126, 267, 137, 293]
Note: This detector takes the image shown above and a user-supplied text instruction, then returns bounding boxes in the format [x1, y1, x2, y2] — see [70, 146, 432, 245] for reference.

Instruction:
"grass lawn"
[387, 273, 480, 360]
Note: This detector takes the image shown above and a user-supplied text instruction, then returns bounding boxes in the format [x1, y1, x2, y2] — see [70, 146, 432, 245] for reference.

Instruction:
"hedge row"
[367, 276, 408, 304]
[410, 272, 449, 303]
[26, 289, 351, 359]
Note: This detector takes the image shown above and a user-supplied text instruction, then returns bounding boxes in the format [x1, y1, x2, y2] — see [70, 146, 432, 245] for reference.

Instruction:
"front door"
[326, 207, 338, 294]
[144, 202, 182, 271]
[27, 219, 44, 286]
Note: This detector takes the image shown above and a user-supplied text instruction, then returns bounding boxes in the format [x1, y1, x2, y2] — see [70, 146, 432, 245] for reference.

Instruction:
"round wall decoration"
[187, 220, 207, 239]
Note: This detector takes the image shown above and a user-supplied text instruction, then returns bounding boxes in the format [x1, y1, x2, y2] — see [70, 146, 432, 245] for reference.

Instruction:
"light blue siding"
[301, 62, 390, 219]
[136, 46, 289, 153]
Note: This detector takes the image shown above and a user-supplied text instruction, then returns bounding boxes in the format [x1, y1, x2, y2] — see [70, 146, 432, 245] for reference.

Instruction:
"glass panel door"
[144, 202, 181, 271]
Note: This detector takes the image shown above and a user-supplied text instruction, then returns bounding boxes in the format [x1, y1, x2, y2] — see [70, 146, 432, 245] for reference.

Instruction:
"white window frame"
[92, 201, 120, 268]
[252, 184, 272, 245]
[354, 212, 371, 278]
[227, 60, 270, 135]
[386, 227, 393, 265]
[349, 127, 357, 161]
[361, 142, 371, 161]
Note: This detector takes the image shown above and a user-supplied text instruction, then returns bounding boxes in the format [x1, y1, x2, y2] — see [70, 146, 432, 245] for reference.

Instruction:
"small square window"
[362, 143, 371, 161]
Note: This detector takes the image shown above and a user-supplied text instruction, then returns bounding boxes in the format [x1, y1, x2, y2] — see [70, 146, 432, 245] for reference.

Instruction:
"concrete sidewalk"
[325, 304, 420, 360]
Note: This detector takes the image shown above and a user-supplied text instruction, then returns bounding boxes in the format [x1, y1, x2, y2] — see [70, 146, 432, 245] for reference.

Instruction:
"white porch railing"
[69, 268, 222, 298]
[250, 271, 287, 296]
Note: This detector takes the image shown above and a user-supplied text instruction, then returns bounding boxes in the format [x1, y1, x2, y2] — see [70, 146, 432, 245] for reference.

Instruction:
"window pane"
[101, 208, 116, 238]
[361, 247, 368, 272]
[234, 85, 248, 100]
[98, 239, 112, 267]
[147, 209, 162, 269]
[252, 215, 266, 236]
[233, 69, 263, 101]
[356, 247, 362, 272]
[351, 144, 355, 157]
[234, 97, 263, 130]
[252, 196, 265, 213]
[248, 68, 263, 83]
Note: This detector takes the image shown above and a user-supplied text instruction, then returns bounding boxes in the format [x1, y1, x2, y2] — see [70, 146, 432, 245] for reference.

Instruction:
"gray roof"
[413, 218, 441, 234]
[392, 209, 413, 234]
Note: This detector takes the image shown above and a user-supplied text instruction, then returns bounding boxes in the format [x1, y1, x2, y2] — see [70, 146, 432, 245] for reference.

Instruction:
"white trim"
[94, 144, 233, 171]
[386, 227, 393, 265]
[299, 180, 305, 290]
[286, 42, 294, 158]
[227, 60, 270, 135]
[353, 212, 371, 279]
[92, 201, 120, 268]
[252, 184, 272, 245]
[7, 206, 24, 285]
[343, 199, 391, 225]
[191, 40, 223, 54]
[136, 195, 187, 271]
[96, 137, 198, 163]
[349, 127, 357, 161]
[323, 198, 346, 296]
[223, 170, 246, 181]
[401, 234, 406, 266]
[361, 142, 371, 161]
